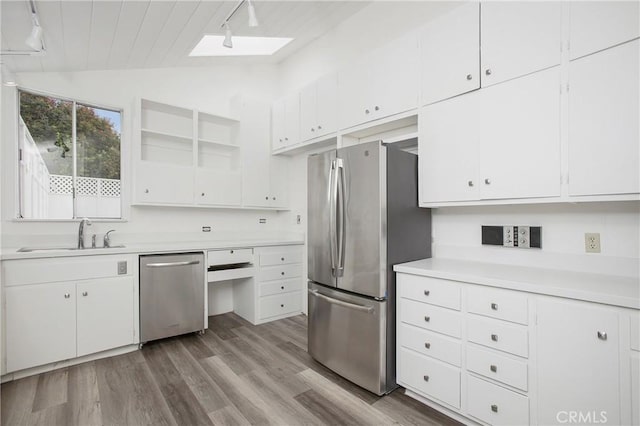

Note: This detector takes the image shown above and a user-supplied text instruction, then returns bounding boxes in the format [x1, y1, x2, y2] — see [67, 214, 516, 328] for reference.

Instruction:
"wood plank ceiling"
[0, 1, 369, 73]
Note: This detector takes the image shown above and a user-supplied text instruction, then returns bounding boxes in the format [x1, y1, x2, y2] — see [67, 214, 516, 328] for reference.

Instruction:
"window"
[18, 90, 122, 219]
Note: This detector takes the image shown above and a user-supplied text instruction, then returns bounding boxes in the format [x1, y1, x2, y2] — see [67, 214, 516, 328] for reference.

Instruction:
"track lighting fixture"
[219, 0, 260, 48]
[247, 0, 259, 27]
[1, 0, 46, 55]
[25, 21, 43, 51]
[223, 22, 233, 48]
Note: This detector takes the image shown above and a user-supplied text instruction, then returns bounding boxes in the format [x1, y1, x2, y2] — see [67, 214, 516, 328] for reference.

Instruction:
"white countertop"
[0, 237, 304, 261]
[394, 258, 640, 310]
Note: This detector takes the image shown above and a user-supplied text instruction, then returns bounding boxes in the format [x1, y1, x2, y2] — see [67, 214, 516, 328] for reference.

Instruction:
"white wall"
[0, 64, 295, 248]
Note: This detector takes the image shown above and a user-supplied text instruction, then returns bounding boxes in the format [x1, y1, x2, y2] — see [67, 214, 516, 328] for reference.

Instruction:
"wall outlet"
[259, 218, 267, 224]
[202, 226, 211, 232]
[585, 233, 601, 253]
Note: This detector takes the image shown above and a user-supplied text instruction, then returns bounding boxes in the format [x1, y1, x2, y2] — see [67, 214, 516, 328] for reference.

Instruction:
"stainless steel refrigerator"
[307, 140, 431, 396]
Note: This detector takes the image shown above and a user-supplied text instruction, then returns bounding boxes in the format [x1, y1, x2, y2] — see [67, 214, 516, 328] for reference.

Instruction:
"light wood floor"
[1, 313, 461, 426]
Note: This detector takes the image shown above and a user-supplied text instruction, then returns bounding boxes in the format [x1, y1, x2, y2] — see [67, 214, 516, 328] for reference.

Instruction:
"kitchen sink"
[17, 245, 126, 253]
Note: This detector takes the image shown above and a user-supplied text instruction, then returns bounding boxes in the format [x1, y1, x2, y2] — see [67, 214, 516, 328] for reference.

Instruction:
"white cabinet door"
[243, 100, 272, 207]
[5, 282, 76, 372]
[299, 83, 317, 142]
[272, 99, 286, 151]
[269, 155, 289, 209]
[315, 73, 338, 138]
[135, 161, 194, 205]
[284, 93, 300, 147]
[338, 56, 372, 130]
[481, 2, 562, 87]
[195, 169, 242, 206]
[536, 298, 620, 425]
[568, 40, 639, 196]
[419, 92, 480, 204]
[420, 2, 480, 106]
[569, 1, 640, 60]
[77, 277, 135, 357]
[479, 67, 561, 200]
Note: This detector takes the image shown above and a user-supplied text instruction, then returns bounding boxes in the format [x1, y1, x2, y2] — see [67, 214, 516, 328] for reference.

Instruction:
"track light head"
[223, 22, 233, 48]
[25, 22, 42, 51]
[247, 0, 259, 27]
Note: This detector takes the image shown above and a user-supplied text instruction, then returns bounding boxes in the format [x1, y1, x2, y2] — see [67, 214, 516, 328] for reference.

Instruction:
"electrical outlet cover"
[585, 233, 601, 253]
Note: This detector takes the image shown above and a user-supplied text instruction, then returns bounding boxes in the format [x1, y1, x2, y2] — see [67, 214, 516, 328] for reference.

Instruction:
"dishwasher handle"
[145, 260, 201, 268]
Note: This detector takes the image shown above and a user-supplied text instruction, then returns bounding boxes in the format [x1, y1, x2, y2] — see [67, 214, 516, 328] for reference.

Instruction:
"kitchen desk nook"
[0, 238, 304, 381]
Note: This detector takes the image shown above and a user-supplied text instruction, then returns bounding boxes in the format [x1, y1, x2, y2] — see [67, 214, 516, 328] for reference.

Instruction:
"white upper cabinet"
[480, 2, 562, 87]
[136, 162, 195, 205]
[568, 40, 639, 196]
[569, 1, 640, 60]
[420, 2, 480, 106]
[479, 67, 561, 200]
[419, 91, 480, 204]
[300, 73, 338, 142]
[339, 33, 419, 129]
[272, 93, 300, 151]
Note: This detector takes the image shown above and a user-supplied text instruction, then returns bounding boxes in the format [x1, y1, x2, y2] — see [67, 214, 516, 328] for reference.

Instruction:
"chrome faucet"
[78, 218, 92, 249]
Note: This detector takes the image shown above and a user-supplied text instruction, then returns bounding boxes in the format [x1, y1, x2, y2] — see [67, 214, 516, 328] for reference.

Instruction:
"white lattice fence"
[49, 175, 121, 197]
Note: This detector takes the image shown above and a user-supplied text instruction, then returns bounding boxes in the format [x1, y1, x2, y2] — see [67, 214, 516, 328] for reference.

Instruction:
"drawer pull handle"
[491, 334, 498, 342]
[597, 331, 607, 341]
[491, 303, 498, 310]
[424, 316, 431, 322]
[424, 342, 431, 349]
[490, 364, 497, 373]
[64, 293, 71, 299]
[281, 272, 285, 276]
[423, 375, 429, 382]
[424, 290, 430, 296]
[491, 404, 498, 413]
[82, 291, 88, 297]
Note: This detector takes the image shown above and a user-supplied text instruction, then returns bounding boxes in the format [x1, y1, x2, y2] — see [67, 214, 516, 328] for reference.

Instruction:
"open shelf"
[142, 128, 192, 142]
[197, 138, 239, 149]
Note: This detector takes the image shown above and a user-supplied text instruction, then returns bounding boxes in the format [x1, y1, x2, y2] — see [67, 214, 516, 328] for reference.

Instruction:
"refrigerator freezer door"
[308, 281, 387, 395]
[308, 150, 337, 287]
[336, 141, 386, 299]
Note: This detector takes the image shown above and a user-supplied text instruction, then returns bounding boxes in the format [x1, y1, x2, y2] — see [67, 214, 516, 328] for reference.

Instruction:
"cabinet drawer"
[400, 298, 462, 339]
[467, 375, 529, 426]
[398, 274, 461, 310]
[259, 251, 302, 267]
[467, 285, 528, 325]
[258, 264, 303, 282]
[259, 278, 302, 297]
[466, 344, 528, 391]
[398, 347, 461, 409]
[399, 323, 461, 367]
[631, 313, 640, 351]
[259, 291, 301, 320]
[208, 249, 253, 266]
[467, 315, 528, 358]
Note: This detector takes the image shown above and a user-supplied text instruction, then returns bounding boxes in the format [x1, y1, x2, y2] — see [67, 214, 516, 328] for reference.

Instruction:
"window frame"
[15, 87, 126, 222]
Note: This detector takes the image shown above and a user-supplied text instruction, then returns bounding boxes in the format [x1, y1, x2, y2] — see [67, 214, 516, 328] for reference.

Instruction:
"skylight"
[190, 35, 293, 57]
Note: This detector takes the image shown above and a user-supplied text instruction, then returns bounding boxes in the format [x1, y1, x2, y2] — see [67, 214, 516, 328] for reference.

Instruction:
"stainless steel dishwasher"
[140, 252, 205, 343]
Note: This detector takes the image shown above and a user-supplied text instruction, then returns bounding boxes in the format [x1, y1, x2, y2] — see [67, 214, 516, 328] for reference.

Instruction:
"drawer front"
[260, 251, 303, 267]
[258, 264, 303, 282]
[400, 298, 462, 338]
[631, 313, 639, 351]
[259, 278, 302, 297]
[398, 273, 461, 310]
[208, 248, 253, 266]
[398, 347, 461, 409]
[467, 285, 528, 325]
[399, 323, 462, 367]
[467, 315, 529, 358]
[259, 291, 302, 320]
[467, 375, 529, 426]
[466, 344, 528, 391]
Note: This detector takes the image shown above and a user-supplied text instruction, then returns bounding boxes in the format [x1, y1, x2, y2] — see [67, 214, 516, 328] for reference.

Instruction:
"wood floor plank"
[199, 331, 262, 375]
[159, 379, 214, 426]
[372, 389, 464, 426]
[66, 362, 101, 426]
[208, 405, 251, 426]
[1, 375, 39, 426]
[32, 368, 68, 412]
[180, 333, 216, 360]
[26, 402, 69, 426]
[293, 388, 361, 426]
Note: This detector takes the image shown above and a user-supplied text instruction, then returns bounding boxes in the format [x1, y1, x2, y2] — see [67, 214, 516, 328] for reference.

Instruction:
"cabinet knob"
[281, 272, 285, 276]
[285, 137, 289, 141]
[491, 404, 498, 413]
[279, 138, 283, 142]
[468, 180, 474, 187]
[491, 334, 499, 342]
[466, 74, 473, 80]
[491, 303, 498, 310]
[424, 342, 431, 349]
[490, 364, 498, 373]
[484, 178, 491, 185]
[424, 290, 430, 296]
[374, 105, 380, 111]
[485, 69, 492, 76]
[424, 316, 431, 322]
[201, 193, 205, 196]
[280, 304, 284, 308]
[272, 197, 276, 201]
[281, 257, 285, 261]
[597, 331, 607, 341]
[365, 109, 370, 114]
[318, 125, 322, 130]
[265, 196, 269, 200]
[230, 250, 234, 254]
[64, 293, 71, 299]
[423, 375, 429, 382]
[281, 286, 285, 290]
[145, 189, 149, 194]
[311, 127, 315, 132]
[82, 291, 88, 297]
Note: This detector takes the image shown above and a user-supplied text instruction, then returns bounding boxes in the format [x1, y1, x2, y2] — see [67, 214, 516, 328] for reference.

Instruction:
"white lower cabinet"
[397, 272, 638, 425]
[3, 255, 136, 374]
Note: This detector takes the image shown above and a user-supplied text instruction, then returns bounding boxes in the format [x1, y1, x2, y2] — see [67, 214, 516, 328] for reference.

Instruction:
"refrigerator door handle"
[308, 289, 374, 314]
[336, 158, 346, 277]
[329, 159, 338, 276]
